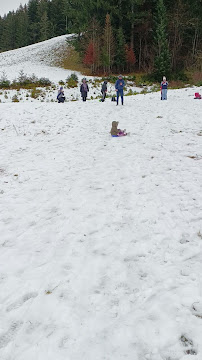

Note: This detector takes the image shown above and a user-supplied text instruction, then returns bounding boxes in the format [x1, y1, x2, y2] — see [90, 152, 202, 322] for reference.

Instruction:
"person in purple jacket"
[115, 75, 125, 105]
[80, 78, 89, 101]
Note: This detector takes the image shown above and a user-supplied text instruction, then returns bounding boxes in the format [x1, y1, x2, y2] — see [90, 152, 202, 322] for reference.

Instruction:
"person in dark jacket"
[101, 80, 107, 102]
[57, 86, 65, 103]
[115, 75, 125, 105]
[160, 76, 168, 100]
[80, 78, 89, 101]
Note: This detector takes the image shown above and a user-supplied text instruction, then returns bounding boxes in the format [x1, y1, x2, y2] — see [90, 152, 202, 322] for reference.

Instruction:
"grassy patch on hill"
[55, 46, 91, 75]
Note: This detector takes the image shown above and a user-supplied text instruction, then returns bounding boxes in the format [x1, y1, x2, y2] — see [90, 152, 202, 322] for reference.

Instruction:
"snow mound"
[0, 34, 82, 83]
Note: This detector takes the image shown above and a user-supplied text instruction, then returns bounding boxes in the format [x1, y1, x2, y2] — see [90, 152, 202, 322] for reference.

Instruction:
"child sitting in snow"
[57, 87, 65, 103]
[110, 121, 129, 137]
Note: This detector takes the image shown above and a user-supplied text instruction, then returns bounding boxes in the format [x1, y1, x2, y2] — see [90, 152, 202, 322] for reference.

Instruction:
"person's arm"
[115, 80, 118, 91]
[87, 85, 89, 91]
[80, 85, 82, 92]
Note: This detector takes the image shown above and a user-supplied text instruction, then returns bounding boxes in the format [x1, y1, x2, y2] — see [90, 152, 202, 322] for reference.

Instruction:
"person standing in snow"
[57, 86, 65, 103]
[101, 80, 107, 102]
[115, 75, 125, 105]
[160, 76, 168, 100]
[80, 78, 89, 102]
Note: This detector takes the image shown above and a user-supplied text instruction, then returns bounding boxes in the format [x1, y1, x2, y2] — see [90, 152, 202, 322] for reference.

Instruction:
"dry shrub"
[169, 80, 185, 88]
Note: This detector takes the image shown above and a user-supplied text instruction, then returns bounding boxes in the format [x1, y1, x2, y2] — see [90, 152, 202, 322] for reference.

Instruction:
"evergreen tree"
[102, 14, 114, 73]
[1, 12, 16, 50]
[49, 0, 66, 36]
[37, 0, 50, 41]
[28, 0, 39, 44]
[115, 27, 126, 71]
[153, 0, 171, 78]
[15, 5, 29, 48]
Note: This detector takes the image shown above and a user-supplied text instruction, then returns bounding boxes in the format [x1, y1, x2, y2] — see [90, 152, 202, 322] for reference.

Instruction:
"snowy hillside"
[1, 34, 202, 360]
[0, 89, 202, 359]
[0, 34, 82, 83]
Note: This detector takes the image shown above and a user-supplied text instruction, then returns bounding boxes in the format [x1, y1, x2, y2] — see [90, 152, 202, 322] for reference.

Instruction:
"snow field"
[0, 88, 202, 359]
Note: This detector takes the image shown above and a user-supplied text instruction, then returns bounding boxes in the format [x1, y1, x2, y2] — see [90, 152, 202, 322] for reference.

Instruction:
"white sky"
[0, 0, 28, 16]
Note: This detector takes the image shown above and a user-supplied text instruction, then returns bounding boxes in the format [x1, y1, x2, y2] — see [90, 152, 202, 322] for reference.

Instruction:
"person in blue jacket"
[160, 76, 168, 100]
[115, 75, 125, 105]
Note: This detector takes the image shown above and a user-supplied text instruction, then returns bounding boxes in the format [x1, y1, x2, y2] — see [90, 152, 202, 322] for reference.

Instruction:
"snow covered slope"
[0, 34, 82, 83]
[0, 89, 202, 360]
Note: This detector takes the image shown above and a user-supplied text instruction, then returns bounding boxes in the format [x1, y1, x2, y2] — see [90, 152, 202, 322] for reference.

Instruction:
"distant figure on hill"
[80, 78, 89, 102]
[115, 75, 125, 105]
[57, 86, 65, 103]
[101, 80, 107, 102]
[161, 76, 168, 100]
[110, 121, 129, 137]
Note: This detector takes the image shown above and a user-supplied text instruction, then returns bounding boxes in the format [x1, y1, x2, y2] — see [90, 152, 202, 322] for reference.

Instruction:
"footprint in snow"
[0, 321, 23, 349]
[6, 291, 38, 312]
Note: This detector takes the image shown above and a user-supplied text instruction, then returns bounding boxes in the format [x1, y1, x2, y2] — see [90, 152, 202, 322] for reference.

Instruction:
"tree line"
[0, 0, 202, 77]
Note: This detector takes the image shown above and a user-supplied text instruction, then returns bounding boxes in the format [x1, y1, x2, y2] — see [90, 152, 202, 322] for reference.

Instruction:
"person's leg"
[165, 89, 167, 100]
[162, 89, 166, 100]
[120, 89, 124, 105]
[117, 90, 119, 105]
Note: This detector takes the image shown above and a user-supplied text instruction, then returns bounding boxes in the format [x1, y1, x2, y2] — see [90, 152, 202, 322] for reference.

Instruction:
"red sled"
[194, 92, 201, 99]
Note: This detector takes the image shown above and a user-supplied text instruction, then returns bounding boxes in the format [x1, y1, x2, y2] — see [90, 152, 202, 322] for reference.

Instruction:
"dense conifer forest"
[0, 0, 202, 77]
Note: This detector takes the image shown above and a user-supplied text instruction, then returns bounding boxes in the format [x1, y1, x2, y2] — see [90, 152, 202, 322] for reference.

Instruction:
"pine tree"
[49, 0, 66, 36]
[115, 27, 126, 72]
[1, 12, 16, 50]
[15, 5, 29, 48]
[37, 0, 50, 41]
[102, 14, 114, 73]
[153, 0, 171, 78]
[28, 0, 39, 44]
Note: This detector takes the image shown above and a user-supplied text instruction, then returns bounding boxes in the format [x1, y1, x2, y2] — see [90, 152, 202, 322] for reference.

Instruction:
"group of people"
[57, 75, 169, 104]
[57, 74, 168, 138]
[57, 75, 128, 104]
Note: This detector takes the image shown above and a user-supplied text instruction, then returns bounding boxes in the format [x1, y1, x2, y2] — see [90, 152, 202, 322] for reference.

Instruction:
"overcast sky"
[0, 0, 28, 16]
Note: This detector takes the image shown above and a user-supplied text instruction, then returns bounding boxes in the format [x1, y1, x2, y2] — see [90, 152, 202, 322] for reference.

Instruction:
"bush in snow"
[12, 94, 20, 102]
[67, 73, 78, 82]
[0, 72, 11, 89]
[38, 77, 52, 86]
[31, 88, 44, 99]
[1, 71, 52, 89]
[66, 73, 78, 88]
